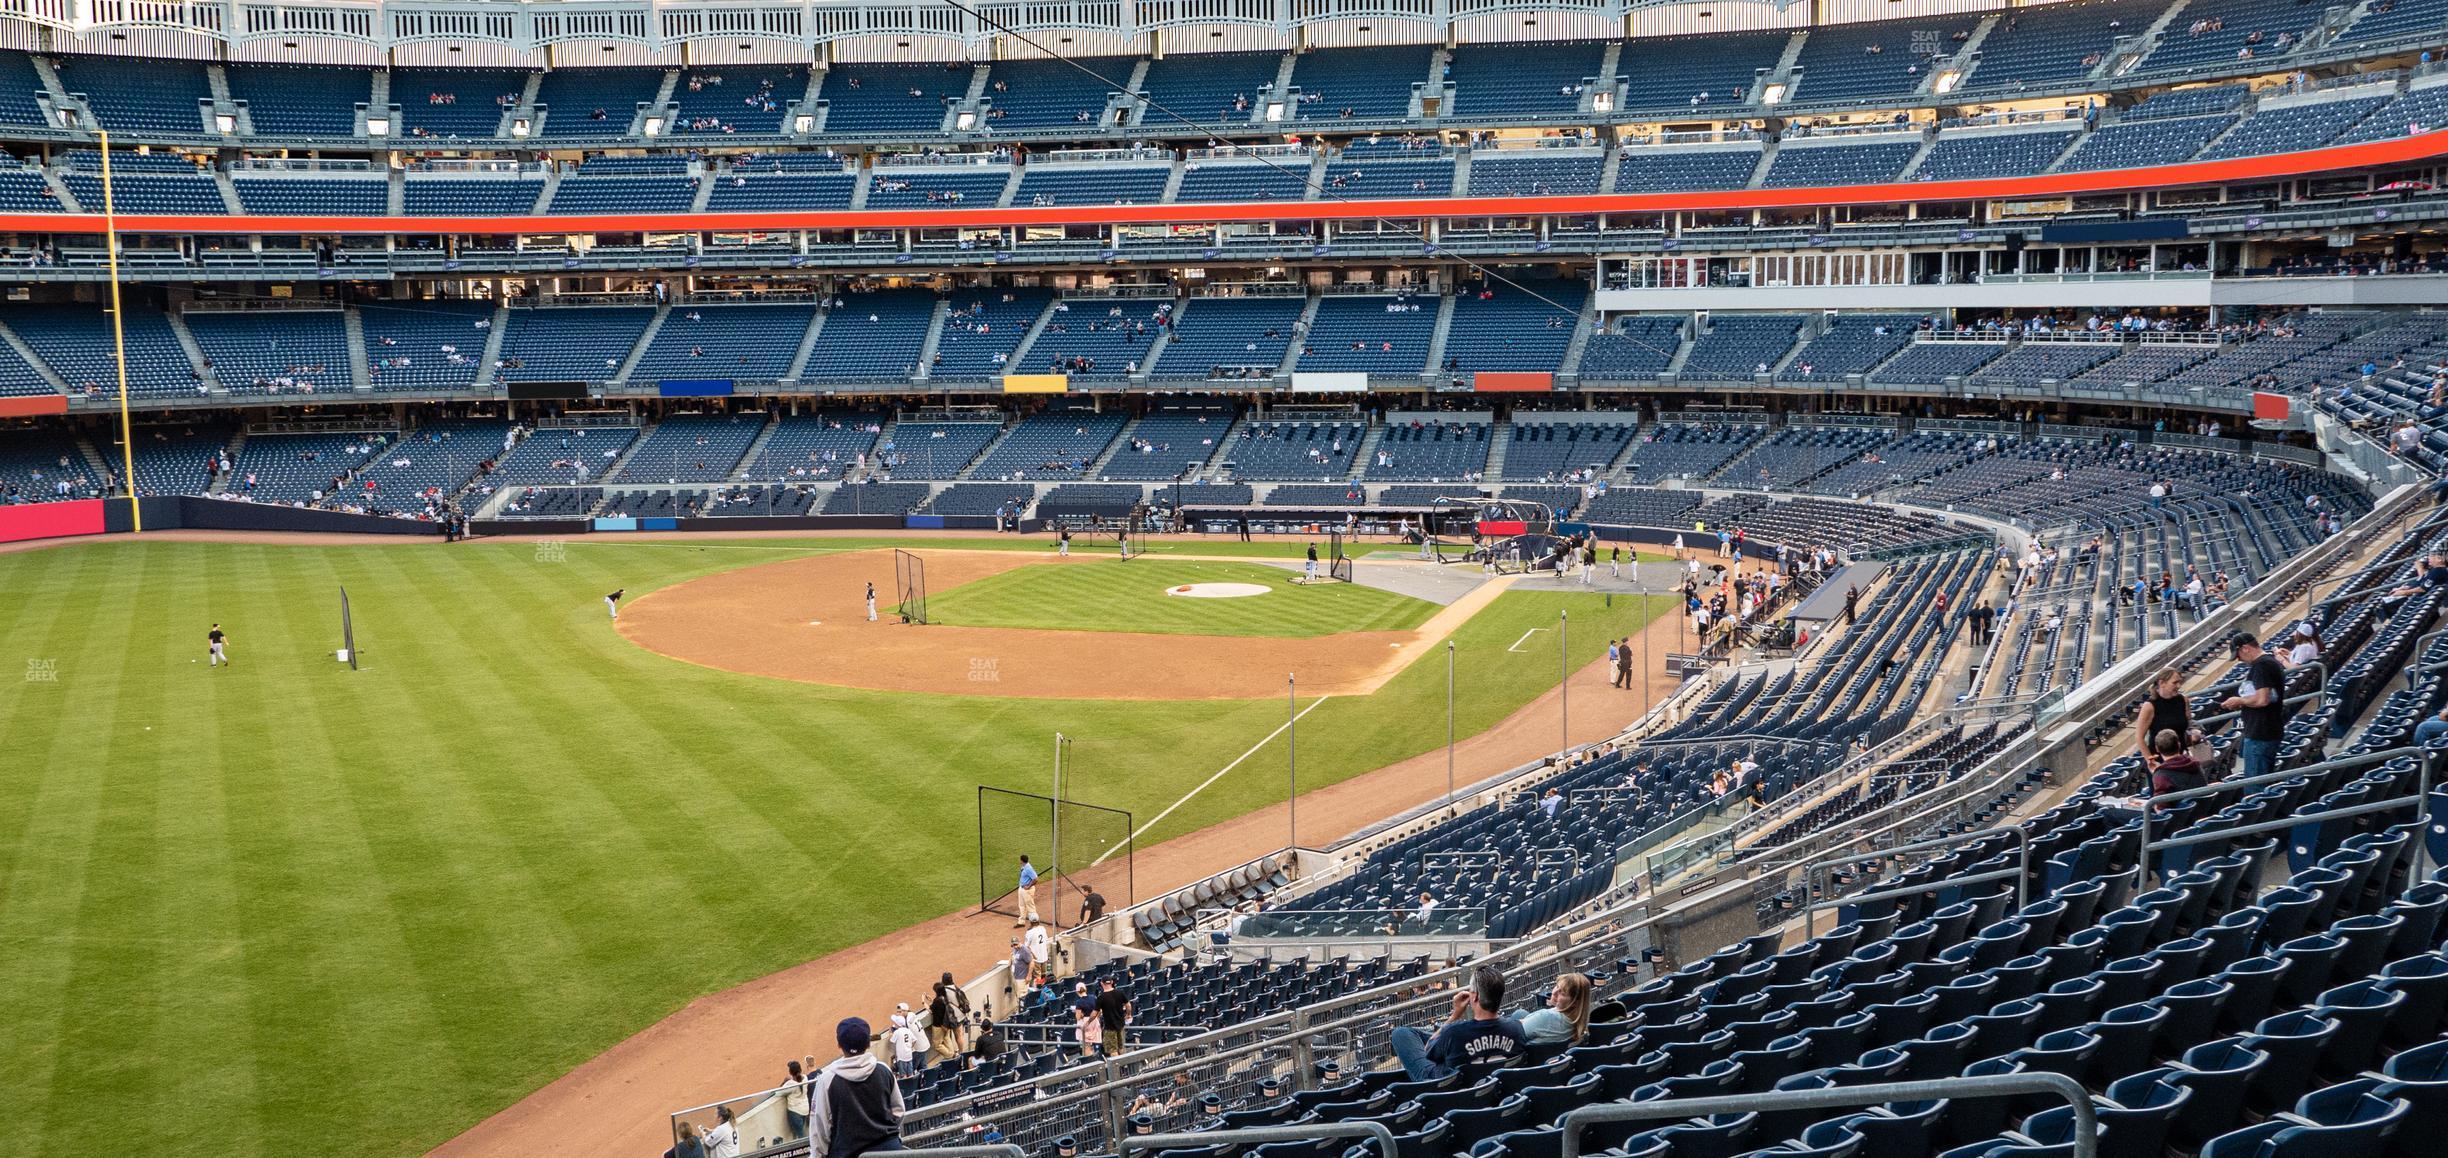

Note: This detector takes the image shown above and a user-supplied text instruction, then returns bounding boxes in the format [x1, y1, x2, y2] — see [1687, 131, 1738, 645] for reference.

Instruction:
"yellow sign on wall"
[1002, 374, 1070, 393]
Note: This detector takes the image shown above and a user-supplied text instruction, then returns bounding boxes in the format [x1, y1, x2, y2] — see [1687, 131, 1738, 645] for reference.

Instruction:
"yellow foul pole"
[98, 128, 140, 532]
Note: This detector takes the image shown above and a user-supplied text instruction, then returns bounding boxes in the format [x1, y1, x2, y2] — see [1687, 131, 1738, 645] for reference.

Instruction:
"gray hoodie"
[807, 1050, 905, 1158]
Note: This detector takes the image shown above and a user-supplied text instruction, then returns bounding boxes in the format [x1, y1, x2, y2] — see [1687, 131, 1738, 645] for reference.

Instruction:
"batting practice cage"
[978, 786, 1134, 918]
[894, 549, 928, 624]
[1328, 529, 1355, 583]
[1072, 515, 1152, 558]
[1428, 496, 1561, 572]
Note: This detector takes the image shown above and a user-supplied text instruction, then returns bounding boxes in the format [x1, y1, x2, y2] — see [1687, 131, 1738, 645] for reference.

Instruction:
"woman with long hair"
[1517, 972, 1593, 1045]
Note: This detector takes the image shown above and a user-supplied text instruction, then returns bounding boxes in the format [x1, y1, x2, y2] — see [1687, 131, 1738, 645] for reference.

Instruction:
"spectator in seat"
[1515, 972, 1593, 1045]
[1390, 968, 1525, 1080]
[809, 1017, 905, 1158]
[2148, 729, 2209, 807]
[2413, 705, 2448, 748]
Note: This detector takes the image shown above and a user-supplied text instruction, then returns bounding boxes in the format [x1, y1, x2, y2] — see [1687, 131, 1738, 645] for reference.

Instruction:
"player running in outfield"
[605, 589, 624, 620]
[207, 623, 230, 667]
[866, 582, 878, 622]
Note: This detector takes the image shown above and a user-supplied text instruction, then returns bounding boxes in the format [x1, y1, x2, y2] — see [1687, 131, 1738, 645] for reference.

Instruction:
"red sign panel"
[0, 499, 103, 544]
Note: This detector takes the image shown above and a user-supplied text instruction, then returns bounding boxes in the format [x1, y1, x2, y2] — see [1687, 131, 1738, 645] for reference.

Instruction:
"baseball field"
[0, 531, 1667, 1158]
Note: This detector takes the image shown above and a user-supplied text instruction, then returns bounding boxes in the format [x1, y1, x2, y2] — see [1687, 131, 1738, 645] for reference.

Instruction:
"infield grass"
[0, 535, 1663, 1158]
[924, 558, 1438, 637]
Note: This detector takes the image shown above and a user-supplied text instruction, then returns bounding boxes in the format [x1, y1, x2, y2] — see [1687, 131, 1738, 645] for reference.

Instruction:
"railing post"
[1098, 1057, 1127, 1154]
[1290, 1006, 1315, 1093]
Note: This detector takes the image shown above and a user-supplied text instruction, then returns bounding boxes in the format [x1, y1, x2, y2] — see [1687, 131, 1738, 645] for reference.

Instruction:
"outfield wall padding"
[0, 499, 105, 543]
[163, 498, 445, 536]
[474, 518, 592, 536]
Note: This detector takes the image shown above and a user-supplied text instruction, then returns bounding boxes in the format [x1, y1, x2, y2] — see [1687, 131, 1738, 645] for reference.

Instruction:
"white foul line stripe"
[1092, 694, 1333, 865]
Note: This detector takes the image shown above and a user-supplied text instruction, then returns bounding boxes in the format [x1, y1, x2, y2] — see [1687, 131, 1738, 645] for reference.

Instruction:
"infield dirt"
[617, 547, 1509, 699]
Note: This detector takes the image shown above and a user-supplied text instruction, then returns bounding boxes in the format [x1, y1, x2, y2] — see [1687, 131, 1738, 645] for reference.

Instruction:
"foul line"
[1092, 694, 1332, 866]
[1507, 628, 1547, 653]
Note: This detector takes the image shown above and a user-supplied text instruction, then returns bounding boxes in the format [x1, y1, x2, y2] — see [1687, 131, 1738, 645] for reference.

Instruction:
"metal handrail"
[1557, 1072, 2098, 1158]
[1805, 866, 2026, 933]
[1120, 1121, 1396, 1158]
[2146, 791, 2427, 856]
[2135, 745, 2420, 864]
[1801, 822, 2031, 938]
[2142, 747, 2435, 881]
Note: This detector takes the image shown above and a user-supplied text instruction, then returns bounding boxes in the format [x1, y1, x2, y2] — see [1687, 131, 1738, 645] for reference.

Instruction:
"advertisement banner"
[1291, 372, 1367, 393]
[1473, 372, 1554, 393]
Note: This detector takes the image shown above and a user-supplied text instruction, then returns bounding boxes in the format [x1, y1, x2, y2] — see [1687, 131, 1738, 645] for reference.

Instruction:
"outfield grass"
[925, 559, 1438, 637]
[0, 536, 1664, 1158]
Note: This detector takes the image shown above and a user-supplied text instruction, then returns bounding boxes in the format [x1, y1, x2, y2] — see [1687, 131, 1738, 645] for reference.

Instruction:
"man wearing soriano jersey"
[1389, 968, 1526, 1080]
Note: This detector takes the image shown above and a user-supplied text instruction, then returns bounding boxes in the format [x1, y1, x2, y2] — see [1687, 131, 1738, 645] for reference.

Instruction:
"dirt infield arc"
[616, 548, 1506, 700]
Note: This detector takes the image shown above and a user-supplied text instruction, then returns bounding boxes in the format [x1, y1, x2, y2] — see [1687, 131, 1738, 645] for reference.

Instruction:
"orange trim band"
[1, 131, 2440, 237]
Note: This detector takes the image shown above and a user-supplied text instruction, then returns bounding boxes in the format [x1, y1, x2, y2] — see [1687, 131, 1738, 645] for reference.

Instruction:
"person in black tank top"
[2137, 668, 2195, 768]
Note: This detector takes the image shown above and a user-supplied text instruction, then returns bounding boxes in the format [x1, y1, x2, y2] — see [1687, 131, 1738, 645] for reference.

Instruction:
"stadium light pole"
[1051, 731, 1065, 931]
[1287, 674, 1298, 854]
[1559, 608, 1569, 757]
[1445, 639, 1456, 814]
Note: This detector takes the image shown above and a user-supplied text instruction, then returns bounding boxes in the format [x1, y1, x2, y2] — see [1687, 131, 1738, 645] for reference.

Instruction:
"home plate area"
[1166, 582, 1273, 598]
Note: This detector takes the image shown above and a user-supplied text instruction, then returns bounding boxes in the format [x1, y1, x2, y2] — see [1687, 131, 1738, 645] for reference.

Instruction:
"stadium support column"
[1446, 640, 1456, 814]
[98, 128, 139, 533]
[1560, 609, 1569, 757]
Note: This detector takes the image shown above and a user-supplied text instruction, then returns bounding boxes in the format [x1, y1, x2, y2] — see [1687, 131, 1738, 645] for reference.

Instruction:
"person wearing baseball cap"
[808, 1015, 905, 1158]
[2221, 630, 2289, 782]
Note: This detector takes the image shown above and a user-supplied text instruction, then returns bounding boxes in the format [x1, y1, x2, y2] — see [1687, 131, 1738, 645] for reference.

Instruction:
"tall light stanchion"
[1287, 674, 1298, 853]
[1051, 731, 1065, 932]
[1560, 608, 1570, 757]
[98, 128, 139, 532]
[1445, 639, 1456, 814]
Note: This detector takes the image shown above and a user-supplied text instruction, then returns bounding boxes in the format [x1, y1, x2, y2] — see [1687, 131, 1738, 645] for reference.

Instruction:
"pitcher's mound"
[1165, 582, 1271, 599]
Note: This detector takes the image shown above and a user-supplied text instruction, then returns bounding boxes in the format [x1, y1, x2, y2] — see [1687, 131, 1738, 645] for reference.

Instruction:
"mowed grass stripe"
[925, 559, 1437, 638]
[12, 544, 150, 1154]
[340, 549, 612, 1134]
[0, 540, 1666, 1158]
[220, 546, 473, 1146]
[157, 545, 273, 1154]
